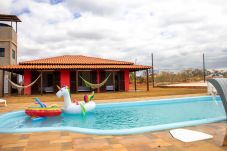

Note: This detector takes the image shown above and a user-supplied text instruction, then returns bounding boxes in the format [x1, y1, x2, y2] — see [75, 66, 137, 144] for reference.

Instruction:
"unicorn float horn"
[56, 85, 61, 90]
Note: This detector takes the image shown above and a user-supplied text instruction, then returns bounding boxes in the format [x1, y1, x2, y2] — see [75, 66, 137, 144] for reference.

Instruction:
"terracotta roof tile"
[20, 55, 134, 65]
[0, 64, 151, 71]
[0, 55, 152, 71]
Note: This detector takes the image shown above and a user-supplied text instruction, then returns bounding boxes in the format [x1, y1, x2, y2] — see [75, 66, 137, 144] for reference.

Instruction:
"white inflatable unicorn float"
[56, 85, 96, 114]
[56, 74, 111, 114]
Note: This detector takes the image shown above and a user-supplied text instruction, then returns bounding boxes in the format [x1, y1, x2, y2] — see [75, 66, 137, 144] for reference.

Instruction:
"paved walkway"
[0, 95, 227, 151]
[0, 122, 227, 151]
[160, 82, 207, 88]
[167, 82, 207, 87]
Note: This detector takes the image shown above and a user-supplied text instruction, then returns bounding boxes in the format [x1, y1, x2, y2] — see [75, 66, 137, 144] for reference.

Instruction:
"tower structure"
[0, 14, 21, 96]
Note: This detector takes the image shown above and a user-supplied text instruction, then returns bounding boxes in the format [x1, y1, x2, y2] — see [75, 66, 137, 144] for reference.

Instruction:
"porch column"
[40, 71, 43, 95]
[76, 71, 78, 93]
[97, 70, 100, 93]
[113, 71, 115, 92]
[7, 72, 13, 95]
[60, 70, 70, 87]
[134, 71, 137, 91]
[24, 70, 31, 95]
[2, 70, 4, 97]
[124, 70, 129, 91]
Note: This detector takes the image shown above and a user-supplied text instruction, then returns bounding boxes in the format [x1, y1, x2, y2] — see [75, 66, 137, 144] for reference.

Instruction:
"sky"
[1, 0, 227, 71]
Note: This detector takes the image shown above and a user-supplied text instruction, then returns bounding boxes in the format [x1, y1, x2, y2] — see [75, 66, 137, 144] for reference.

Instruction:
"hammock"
[8, 74, 41, 91]
[80, 74, 111, 89]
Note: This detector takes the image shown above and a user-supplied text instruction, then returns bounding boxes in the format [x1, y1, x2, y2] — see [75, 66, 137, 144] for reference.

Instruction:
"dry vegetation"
[134, 68, 227, 86]
[4, 84, 206, 104]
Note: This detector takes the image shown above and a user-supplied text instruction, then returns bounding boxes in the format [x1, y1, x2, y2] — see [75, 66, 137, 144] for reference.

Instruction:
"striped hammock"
[8, 74, 41, 89]
[80, 74, 111, 89]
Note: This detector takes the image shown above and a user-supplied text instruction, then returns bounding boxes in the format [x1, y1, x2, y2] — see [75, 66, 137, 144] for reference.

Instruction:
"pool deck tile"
[1, 96, 227, 151]
[0, 123, 227, 151]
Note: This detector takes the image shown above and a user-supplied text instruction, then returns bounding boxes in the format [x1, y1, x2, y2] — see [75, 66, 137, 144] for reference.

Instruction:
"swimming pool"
[0, 96, 226, 135]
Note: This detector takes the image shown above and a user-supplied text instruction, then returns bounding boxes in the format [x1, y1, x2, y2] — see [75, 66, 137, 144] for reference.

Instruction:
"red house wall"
[124, 70, 129, 91]
[24, 70, 31, 95]
[60, 70, 70, 87]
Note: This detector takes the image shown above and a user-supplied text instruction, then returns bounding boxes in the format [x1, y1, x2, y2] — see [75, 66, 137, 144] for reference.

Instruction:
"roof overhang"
[0, 14, 21, 22]
[0, 55, 152, 73]
[0, 64, 152, 72]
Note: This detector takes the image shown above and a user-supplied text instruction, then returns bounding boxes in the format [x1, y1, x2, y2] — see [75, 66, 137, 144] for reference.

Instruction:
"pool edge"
[0, 110, 226, 135]
[0, 95, 225, 135]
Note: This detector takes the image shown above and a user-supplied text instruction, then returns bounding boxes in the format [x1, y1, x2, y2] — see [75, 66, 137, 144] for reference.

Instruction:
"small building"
[0, 14, 21, 96]
[0, 55, 151, 95]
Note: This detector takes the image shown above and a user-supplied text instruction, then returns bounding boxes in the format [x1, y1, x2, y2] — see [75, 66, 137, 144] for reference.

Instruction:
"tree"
[130, 72, 135, 83]
[224, 72, 227, 78]
[137, 76, 145, 83]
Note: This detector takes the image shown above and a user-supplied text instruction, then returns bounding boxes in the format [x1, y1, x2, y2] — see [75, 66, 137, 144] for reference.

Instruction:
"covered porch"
[22, 69, 131, 95]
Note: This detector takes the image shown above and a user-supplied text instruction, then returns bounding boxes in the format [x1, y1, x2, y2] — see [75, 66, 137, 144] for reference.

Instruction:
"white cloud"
[0, 0, 227, 70]
[0, 0, 13, 13]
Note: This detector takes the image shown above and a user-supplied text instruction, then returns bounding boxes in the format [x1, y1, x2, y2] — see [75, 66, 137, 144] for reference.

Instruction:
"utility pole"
[134, 59, 137, 91]
[203, 53, 206, 83]
[146, 69, 149, 91]
[151, 53, 155, 87]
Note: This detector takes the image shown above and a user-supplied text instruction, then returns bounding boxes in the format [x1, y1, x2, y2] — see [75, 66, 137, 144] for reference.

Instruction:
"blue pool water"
[0, 96, 226, 135]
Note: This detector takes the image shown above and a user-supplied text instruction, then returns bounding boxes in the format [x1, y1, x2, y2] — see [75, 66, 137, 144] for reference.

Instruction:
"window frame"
[12, 49, 16, 59]
[0, 48, 5, 57]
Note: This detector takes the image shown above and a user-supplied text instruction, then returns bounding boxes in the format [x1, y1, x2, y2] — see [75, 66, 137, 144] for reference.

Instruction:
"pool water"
[0, 96, 226, 135]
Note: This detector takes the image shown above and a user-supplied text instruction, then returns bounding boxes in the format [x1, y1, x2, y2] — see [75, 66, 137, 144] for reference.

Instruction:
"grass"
[4, 84, 206, 104]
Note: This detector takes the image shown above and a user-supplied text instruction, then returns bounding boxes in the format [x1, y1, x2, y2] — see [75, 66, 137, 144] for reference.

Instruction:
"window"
[12, 49, 16, 59]
[0, 48, 5, 57]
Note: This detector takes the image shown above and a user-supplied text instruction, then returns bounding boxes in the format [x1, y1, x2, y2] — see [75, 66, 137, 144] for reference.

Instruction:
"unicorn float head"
[56, 85, 72, 109]
[56, 85, 70, 97]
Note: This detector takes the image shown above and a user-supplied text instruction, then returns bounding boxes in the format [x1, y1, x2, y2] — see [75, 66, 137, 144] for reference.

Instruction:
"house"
[0, 55, 151, 95]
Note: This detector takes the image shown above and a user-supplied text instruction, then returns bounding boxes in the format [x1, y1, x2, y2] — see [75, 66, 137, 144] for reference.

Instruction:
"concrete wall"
[24, 71, 31, 95]
[0, 27, 17, 42]
[124, 70, 129, 91]
[60, 70, 70, 87]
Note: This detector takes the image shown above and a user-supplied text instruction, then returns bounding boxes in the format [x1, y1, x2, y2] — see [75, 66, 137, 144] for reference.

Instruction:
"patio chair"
[78, 86, 91, 92]
[0, 99, 7, 106]
[106, 85, 114, 91]
[43, 86, 54, 93]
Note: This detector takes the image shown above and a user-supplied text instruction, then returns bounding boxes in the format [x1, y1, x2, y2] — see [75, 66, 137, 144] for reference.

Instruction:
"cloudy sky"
[1, 0, 227, 71]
